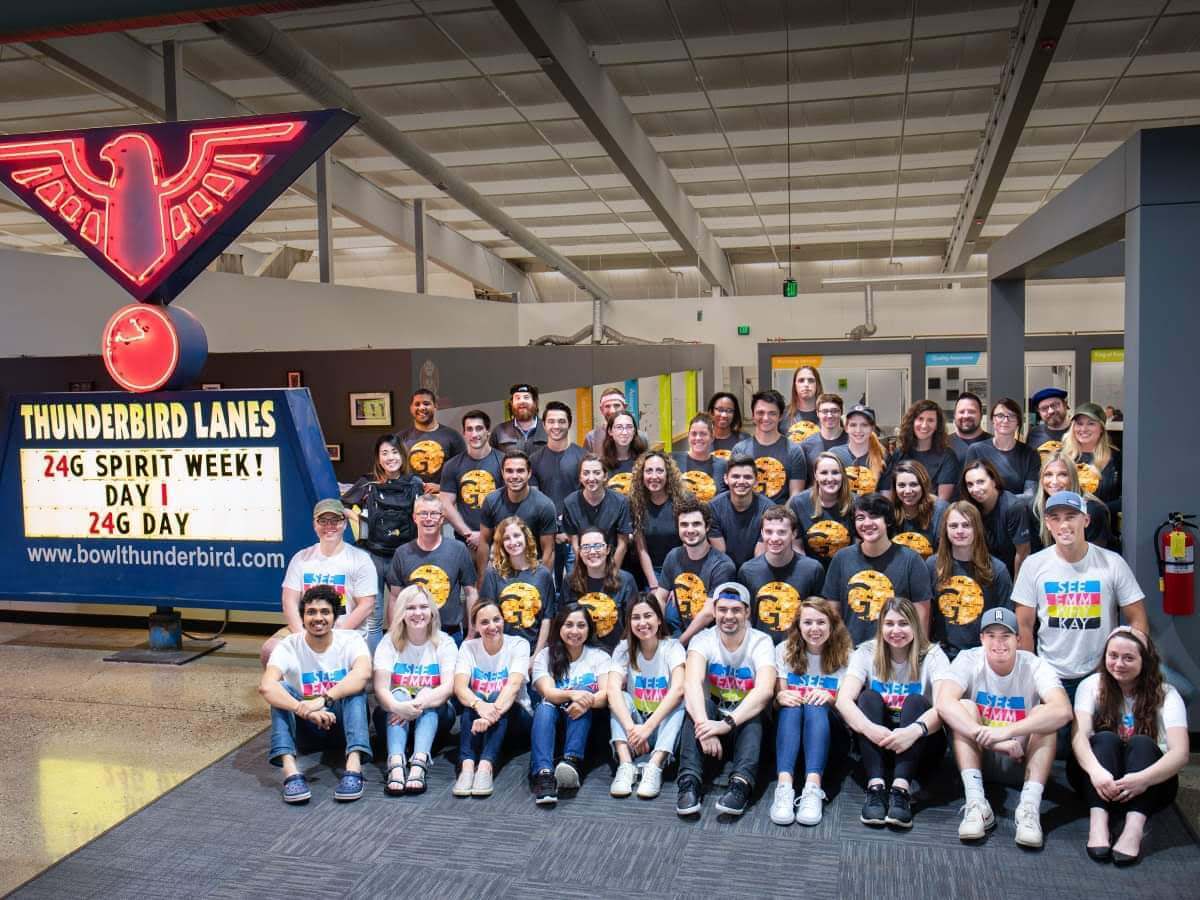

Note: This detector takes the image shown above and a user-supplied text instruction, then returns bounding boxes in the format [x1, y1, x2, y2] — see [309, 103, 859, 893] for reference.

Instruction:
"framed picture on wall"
[963, 379, 988, 406]
[325, 443, 342, 462]
[287, 370, 303, 388]
[349, 391, 392, 427]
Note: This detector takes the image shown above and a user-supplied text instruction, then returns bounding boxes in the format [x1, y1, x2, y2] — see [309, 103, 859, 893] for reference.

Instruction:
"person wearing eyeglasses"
[1026, 387, 1070, 460]
[963, 399, 1040, 496]
[798, 393, 849, 470]
[559, 527, 639, 653]
[706, 392, 746, 459]
[385, 494, 478, 644]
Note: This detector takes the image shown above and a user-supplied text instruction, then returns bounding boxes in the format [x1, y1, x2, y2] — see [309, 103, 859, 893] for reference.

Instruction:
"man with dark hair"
[583, 385, 629, 454]
[561, 454, 633, 568]
[656, 496, 736, 645]
[739, 505, 824, 644]
[821, 492, 933, 644]
[530, 400, 586, 586]
[708, 455, 773, 569]
[799, 392, 849, 469]
[1026, 387, 1070, 459]
[732, 388, 807, 505]
[490, 383, 548, 454]
[440, 409, 504, 552]
[478, 449, 559, 580]
[398, 388, 466, 493]
[260, 583, 372, 804]
[949, 392, 991, 464]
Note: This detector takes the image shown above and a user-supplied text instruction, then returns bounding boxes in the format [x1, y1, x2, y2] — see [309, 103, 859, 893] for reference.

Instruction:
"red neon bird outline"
[0, 121, 306, 287]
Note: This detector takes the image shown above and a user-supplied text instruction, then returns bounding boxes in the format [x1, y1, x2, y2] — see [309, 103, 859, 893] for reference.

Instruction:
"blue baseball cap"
[1045, 491, 1087, 514]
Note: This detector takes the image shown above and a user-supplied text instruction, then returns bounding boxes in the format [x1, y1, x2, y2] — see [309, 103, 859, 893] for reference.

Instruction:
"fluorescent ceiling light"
[820, 272, 989, 286]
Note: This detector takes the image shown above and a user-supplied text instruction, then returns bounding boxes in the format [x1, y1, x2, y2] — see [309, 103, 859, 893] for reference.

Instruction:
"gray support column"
[162, 40, 181, 121]
[986, 278, 1025, 406]
[1123, 202, 1200, 714]
[315, 153, 334, 284]
[413, 198, 427, 295]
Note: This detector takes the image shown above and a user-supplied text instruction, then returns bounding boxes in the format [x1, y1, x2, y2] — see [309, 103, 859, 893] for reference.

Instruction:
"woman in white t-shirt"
[836, 597, 949, 830]
[372, 584, 457, 796]
[606, 595, 686, 800]
[771, 597, 852, 827]
[529, 603, 611, 805]
[1070, 627, 1189, 865]
[452, 601, 532, 798]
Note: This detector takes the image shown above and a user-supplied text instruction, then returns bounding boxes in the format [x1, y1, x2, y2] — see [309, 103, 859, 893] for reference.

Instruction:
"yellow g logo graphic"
[845, 465, 878, 495]
[409, 564, 451, 607]
[682, 469, 717, 502]
[756, 581, 801, 631]
[937, 575, 985, 625]
[607, 472, 633, 495]
[847, 569, 894, 621]
[755, 456, 787, 497]
[459, 469, 496, 509]
[1037, 439, 1063, 463]
[408, 440, 445, 477]
[711, 449, 732, 461]
[578, 591, 618, 637]
[499, 581, 542, 629]
[673, 572, 708, 620]
[893, 531, 933, 558]
[788, 420, 819, 444]
[806, 520, 851, 559]
[1077, 462, 1101, 495]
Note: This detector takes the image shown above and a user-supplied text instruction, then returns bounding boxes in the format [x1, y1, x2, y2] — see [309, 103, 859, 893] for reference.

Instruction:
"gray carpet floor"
[13, 729, 1200, 899]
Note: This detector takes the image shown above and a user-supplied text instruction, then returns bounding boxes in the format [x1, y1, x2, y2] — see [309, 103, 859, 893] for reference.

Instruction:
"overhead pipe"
[207, 16, 610, 301]
[846, 284, 878, 340]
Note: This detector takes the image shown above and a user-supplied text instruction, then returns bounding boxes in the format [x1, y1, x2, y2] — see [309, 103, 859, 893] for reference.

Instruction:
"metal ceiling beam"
[493, 0, 734, 296]
[30, 30, 536, 299]
[942, 0, 1076, 272]
[208, 15, 606, 300]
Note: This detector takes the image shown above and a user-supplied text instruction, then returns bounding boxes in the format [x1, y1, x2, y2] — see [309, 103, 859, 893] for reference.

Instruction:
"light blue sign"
[624, 378, 640, 421]
[925, 352, 981, 366]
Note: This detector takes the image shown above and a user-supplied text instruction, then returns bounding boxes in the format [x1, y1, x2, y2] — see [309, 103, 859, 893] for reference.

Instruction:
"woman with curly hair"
[1070, 627, 1188, 865]
[480, 515, 556, 659]
[883, 399, 960, 500]
[601, 411, 648, 494]
[889, 460, 947, 560]
[1027, 451, 1114, 551]
[770, 598, 852, 827]
[560, 526, 639, 652]
[628, 450, 687, 594]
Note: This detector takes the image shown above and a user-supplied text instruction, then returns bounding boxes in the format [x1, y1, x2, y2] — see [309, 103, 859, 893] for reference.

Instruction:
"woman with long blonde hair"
[1061, 402, 1122, 518]
[1028, 451, 1114, 551]
[787, 451, 855, 569]
[481, 515, 556, 659]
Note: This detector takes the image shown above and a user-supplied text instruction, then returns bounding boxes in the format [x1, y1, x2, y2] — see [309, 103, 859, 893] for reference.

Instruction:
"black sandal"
[385, 757, 406, 796]
[406, 753, 430, 794]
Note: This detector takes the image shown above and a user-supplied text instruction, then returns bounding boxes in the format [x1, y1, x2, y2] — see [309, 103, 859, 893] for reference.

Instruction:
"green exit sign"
[783, 278, 798, 298]
[737, 325, 751, 336]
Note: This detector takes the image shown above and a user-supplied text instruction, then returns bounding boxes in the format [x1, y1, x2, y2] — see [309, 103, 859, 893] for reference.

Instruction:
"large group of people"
[258, 371, 1182, 865]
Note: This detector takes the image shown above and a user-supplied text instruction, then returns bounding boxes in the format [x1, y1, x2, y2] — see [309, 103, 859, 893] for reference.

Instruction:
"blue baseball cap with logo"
[1045, 491, 1087, 514]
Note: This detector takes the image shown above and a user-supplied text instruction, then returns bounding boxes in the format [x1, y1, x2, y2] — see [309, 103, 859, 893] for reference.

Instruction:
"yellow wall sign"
[771, 355, 824, 370]
[1090, 348, 1124, 363]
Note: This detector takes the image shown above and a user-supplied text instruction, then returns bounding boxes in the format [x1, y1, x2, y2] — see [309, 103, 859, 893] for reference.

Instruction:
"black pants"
[856, 690, 945, 783]
[678, 696, 763, 790]
[1068, 731, 1179, 818]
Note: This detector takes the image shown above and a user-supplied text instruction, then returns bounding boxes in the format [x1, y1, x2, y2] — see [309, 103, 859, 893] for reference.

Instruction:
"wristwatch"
[320, 692, 336, 708]
[721, 712, 736, 729]
[914, 719, 928, 737]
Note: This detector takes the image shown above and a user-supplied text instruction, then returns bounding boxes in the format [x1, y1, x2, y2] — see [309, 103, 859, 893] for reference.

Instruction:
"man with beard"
[948, 392, 990, 464]
[490, 383, 548, 454]
[1026, 387, 1070, 459]
[441, 410, 505, 552]
[397, 389, 466, 494]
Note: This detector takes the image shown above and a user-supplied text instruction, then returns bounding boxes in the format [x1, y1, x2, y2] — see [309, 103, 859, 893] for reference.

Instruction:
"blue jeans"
[554, 540, 576, 591]
[268, 683, 371, 766]
[775, 703, 833, 778]
[609, 692, 685, 764]
[382, 690, 454, 760]
[530, 701, 593, 774]
[459, 702, 532, 766]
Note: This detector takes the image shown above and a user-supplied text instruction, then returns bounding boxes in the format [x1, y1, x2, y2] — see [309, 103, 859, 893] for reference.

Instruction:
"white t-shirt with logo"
[688, 626, 776, 711]
[847, 640, 950, 714]
[267, 630, 369, 699]
[610, 638, 686, 715]
[531, 646, 612, 694]
[940, 647, 1063, 726]
[1074, 673, 1188, 753]
[1012, 545, 1144, 679]
[454, 635, 532, 712]
[774, 643, 847, 701]
[372, 634, 458, 700]
[282, 542, 378, 638]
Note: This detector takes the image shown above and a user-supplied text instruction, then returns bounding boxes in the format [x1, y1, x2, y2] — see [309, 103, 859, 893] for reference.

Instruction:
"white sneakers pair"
[958, 798, 1043, 848]
[770, 782, 826, 826]
[452, 768, 493, 797]
[610, 761, 664, 799]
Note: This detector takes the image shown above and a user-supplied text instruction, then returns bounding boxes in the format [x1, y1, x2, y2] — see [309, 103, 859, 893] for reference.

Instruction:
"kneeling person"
[935, 608, 1072, 847]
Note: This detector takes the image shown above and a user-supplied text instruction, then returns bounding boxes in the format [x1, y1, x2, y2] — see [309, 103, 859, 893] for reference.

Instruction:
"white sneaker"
[958, 798, 995, 840]
[452, 769, 474, 797]
[637, 763, 664, 799]
[794, 783, 826, 826]
[610, 762, 637, 797]
[470, 769, 494, 797]
[769, 783, 796, 826]
[1014, 802, 1044, 848]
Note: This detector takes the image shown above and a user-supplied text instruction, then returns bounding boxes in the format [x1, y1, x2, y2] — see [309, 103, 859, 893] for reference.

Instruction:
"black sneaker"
[885, 787, 913, 828]
[676, 777, 702, 817]
[860, 784, 888, 826]
[532, 770, 558, 806]
[714, 776, 751, 816]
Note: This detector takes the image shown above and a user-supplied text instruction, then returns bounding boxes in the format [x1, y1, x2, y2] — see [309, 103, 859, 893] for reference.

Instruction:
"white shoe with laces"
[1014, 802, 1044, 848]
[958, 798, 996, 840]
[610, 762, 637, 797]
[794, 783, 826, 826]
[637, 763, 664, 799]
[769, 783, 796, 826]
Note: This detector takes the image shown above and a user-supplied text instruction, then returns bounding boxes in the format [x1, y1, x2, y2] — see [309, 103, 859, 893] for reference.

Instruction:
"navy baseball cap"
[981, 607, 1018, 635]
[846, 404, 876, 424]
[1045, 491, 1087, 514]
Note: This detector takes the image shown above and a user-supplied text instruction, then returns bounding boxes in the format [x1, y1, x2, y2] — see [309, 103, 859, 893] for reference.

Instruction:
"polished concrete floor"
[2, 620, 1199, 897]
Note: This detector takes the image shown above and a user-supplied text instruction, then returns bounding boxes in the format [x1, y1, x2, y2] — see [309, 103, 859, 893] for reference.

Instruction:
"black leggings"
[1069, 731, 1179, 818]
[856, 690, 946, 783]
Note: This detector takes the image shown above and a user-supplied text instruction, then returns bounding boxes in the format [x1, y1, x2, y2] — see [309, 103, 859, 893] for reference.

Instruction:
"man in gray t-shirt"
[386, 495, 477, 636]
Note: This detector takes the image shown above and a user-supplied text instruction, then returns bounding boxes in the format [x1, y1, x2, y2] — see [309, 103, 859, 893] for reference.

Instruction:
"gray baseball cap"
[712, 581, 751, 607]
[1045, 491, 1087, 514]
[980, 607, 1018, 635]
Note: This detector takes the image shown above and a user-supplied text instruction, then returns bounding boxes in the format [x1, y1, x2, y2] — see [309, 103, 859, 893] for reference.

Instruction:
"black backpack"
[363, 479, 418, 554]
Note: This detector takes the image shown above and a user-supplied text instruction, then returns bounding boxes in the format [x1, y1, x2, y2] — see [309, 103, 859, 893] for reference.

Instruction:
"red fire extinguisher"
[1155, 512, 1196, 616]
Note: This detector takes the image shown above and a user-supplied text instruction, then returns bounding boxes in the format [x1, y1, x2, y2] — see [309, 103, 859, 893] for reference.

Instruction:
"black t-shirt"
[731, 435, 808, 504]
[481, 565, 557, 646]
[397, 425, 466, 486]
[798, 431, 849, 469]
[710, 432, 745, 461]
[821, 542, 933, 645]
[964, 441, 1040, 495]
[948, 431, 992, 465]
[480, 488, 559, 544]
[660, 546, 736, 630]
[561, 489, 634, 546]
[1025, 424, 1067, 460]
[559, 570, 638, 651]
[637, 498, 680, 569]
[671, 452, 727, 503]
[892, 498, 948, 561]
[707, 491, 773, 568]
[739, 553, 825, 643]
[881, 447, 961, 493]
[529, 444, 587, 514]
[605, 457, 636, 496]
[439, 449, 505, 531]
[926, 554, 1013, 660]
[385, 538, 477, 631]
[784, 410, 820, 446]
[789, 492, 856, 570]
[1027, 497, 1114, 552]
[829, 443, 882, 496]
[978, 490, 1031, 574]
[1076, 448, 1121, 504]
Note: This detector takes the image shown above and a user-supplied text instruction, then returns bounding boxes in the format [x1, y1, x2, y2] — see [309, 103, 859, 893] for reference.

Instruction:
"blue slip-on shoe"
[334, 770, 365, 801]
[282, 773, 311, 804]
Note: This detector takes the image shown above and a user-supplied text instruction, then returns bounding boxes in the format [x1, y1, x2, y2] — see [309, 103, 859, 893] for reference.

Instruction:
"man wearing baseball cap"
[935, 607, 1073, 848]
[1027, 387, 1070, 459]
[490, 383, 548, 455]
[676, 581, 776, 819]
